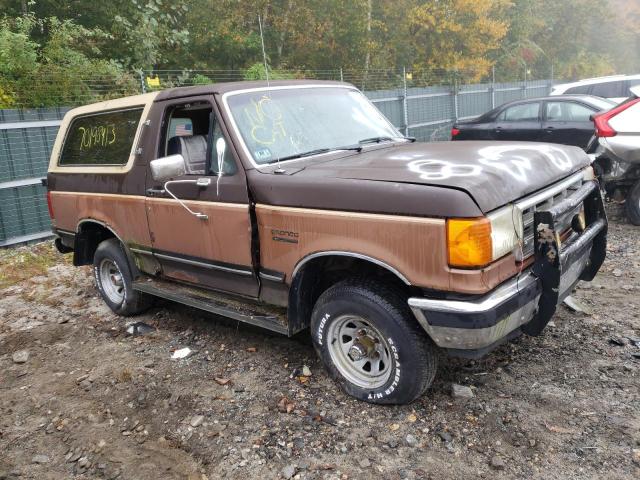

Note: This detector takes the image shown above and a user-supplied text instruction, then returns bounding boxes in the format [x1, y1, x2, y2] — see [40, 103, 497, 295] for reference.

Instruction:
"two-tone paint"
[47, 80, 593, 335]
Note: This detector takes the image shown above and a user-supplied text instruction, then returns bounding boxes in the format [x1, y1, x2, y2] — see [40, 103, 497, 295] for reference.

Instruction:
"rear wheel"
[310, 278, 438, 404]
[625, 180, 640, 226]
[93, 239, 153, 316]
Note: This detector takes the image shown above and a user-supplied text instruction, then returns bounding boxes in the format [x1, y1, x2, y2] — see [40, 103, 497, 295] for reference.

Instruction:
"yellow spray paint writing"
[78, 124, 116, 150]
[243, 96, 286, 146]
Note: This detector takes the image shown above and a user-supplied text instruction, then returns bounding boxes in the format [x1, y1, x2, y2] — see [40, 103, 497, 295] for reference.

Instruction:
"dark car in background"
[451, 95, 615, 149]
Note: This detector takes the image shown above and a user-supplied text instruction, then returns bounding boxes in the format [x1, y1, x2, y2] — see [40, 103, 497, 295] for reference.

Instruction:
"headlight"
[447, 206, 522, 268]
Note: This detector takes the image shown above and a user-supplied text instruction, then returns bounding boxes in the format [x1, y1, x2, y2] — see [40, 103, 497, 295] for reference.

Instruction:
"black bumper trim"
[421, 275, 541, 329]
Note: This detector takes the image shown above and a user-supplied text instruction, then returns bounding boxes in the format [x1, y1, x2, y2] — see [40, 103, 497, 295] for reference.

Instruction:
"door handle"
[494, 126, 503, 132]
[146, 188, 165, 197]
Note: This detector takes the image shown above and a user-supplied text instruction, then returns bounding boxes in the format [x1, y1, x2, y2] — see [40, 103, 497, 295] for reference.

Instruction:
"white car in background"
[590, 85, 640, 224]
[551, 74, 640, 104]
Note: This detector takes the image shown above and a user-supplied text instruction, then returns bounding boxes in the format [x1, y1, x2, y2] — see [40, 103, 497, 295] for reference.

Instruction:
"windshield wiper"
[276, 148, 330, 162]
[359, 135, 416, 144]
[274, 145, 363, 163]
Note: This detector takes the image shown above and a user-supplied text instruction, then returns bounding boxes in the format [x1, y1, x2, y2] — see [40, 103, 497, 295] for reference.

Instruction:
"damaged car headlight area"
[447, 205, 523, 268]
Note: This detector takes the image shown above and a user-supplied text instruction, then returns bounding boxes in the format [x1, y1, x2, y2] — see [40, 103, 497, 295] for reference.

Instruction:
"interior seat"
[167, 135, 207, 175]
[548, 105, 562, 121]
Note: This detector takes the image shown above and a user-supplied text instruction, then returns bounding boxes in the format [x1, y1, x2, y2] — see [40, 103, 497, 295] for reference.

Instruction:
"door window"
[161, 102, 236, 176]
[545, 102, 594, 122]
[499, 102, 540, 122]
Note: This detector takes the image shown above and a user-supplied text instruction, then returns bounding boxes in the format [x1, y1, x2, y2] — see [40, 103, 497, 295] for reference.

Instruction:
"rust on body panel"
[145, 198, 252, 267]
[256, 204, 522, 295]
[447, 253, 525, 294]
[49, 191, 151, 246]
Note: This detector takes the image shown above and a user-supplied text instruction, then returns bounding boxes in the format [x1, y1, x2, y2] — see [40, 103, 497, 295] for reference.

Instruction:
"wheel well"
[73, 221, 116, 266]
[287, 255, 421, 334]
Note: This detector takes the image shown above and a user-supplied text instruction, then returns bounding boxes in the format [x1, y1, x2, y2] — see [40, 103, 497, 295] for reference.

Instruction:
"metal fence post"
[139, 71, 146, 94]
[453, 71, 459, 122]
[491, 66, 496, 109]
[402, 66, 409, 136]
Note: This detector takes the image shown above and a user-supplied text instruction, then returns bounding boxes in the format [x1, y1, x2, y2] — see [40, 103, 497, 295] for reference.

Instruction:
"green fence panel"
[0, 108, 68, 246]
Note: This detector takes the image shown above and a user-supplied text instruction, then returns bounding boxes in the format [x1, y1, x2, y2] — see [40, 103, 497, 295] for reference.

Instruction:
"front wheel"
[625, 180, 640, 226]
[310, 278, 438, 404]
[93, 239, 154, 316]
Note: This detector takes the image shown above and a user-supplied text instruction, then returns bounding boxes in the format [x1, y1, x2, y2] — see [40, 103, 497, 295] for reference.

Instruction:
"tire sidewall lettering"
[317, 312, 403, 401]
[316, 312, 330, 346]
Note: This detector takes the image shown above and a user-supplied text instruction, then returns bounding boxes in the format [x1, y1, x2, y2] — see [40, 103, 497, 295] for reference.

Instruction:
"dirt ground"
[1, 205, 638, 480]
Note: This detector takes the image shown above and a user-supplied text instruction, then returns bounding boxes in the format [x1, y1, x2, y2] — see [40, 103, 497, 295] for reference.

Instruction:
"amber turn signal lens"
[447, 218, 492, 268]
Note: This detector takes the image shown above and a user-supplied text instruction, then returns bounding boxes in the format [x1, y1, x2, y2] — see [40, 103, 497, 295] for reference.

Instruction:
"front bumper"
[409, 178, 607, 357]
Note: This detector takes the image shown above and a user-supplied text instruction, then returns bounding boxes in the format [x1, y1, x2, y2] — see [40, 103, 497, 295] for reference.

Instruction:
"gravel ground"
[0, 205, 638, 480]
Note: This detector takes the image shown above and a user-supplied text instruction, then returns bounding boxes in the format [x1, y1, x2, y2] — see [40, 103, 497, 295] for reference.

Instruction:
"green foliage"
[0, 0, 638, 108]
[243, 63, 268, 81]
[112, 0, 189, 69]
[243, 62, 297, 81]
[0, 15, 38, 76]
[0, 14, 138, 108]
[191, 73, 212, 85]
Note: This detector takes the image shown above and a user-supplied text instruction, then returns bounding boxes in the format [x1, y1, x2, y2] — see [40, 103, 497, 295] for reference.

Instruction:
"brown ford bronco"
[47, 80, 607, 404]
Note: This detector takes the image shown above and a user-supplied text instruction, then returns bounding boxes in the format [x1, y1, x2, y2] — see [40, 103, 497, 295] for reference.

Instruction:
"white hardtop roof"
[554, 73, 640, 89]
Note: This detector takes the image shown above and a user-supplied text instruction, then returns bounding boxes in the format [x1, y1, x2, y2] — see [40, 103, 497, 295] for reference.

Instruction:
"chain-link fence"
[1, 67, 555, 246]
[138, 68, 552, 141]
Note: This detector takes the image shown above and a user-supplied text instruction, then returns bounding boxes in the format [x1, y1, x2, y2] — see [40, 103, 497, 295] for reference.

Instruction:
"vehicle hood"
[294, 141, 589, 212]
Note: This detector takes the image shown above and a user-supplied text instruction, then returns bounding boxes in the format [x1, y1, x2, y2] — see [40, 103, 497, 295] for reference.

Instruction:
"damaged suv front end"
[409, 166, 607, 358]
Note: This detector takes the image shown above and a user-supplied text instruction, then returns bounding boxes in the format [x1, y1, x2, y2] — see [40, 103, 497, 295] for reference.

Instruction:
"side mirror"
[150, 154, 186, 182]
[215, 137, 226, 176]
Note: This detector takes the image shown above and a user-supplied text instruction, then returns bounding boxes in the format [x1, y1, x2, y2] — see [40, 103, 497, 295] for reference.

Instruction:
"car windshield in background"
[226, 87, 401, 165]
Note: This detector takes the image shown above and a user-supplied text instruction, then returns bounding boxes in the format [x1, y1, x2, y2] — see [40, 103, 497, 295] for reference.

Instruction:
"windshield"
[226, 87, 401, 165]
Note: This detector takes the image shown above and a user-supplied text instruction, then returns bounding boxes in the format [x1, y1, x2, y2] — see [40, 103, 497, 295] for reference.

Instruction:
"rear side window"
[59, 108, 143, 166]
[590, 81, 626, 98]
[545, 102, 594, 122]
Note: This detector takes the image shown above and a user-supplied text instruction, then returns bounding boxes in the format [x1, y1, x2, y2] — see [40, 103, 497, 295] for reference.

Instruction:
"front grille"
[518, 173, 584, 258]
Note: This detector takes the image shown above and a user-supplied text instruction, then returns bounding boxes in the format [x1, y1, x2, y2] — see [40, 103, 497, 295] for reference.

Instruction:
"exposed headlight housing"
[447, 205, 522, 268]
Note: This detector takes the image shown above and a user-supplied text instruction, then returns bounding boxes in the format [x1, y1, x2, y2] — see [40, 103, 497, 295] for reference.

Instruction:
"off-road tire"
[625, 180, 640, 226]
[93, 238, 154, 316]
[310, 278, 438, 404]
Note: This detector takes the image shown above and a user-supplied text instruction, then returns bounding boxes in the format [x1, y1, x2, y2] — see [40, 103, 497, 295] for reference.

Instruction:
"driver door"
[144, 95, 258, 297]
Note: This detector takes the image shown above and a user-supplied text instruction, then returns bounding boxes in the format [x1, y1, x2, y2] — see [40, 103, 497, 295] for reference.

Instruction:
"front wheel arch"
[287, 253, 416, 335]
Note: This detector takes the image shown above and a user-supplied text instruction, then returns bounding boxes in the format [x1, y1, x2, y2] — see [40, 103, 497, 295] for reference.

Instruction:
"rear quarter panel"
[47, 93, 158, 246]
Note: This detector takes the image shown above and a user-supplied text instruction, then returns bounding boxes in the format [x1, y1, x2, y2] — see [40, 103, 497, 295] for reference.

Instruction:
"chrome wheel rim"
[327, 315, 392, 389]
[99, 258, 125, 304]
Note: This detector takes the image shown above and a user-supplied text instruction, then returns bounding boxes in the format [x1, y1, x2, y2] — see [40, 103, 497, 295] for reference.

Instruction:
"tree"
[0, 14, 137, 108]
[408, 0, 510, 81]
